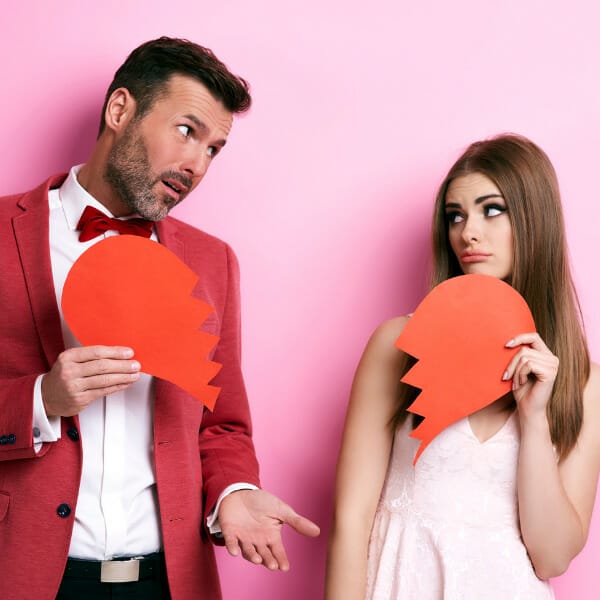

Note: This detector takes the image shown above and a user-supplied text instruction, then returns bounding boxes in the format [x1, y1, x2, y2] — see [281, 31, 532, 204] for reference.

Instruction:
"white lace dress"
[366, 412, 554, 599]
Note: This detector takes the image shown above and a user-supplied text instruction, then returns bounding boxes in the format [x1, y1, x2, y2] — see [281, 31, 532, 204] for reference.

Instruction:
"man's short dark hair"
[98, 36, 251, 135]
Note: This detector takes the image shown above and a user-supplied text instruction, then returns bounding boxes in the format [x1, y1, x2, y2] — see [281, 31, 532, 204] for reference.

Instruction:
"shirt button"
[67, 428, 79, 442]
[33, 427, 41, 438]
[56, 503, 72, 518]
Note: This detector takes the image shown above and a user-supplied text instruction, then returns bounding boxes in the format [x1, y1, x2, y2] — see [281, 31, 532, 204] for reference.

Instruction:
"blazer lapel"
[13, 175, 67, 368]
[154, 217, 187, 431]
[156, 217, 185, 261]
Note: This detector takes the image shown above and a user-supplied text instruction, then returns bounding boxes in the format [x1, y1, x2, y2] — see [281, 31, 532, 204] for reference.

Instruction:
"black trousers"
[56, 553, 171, 600]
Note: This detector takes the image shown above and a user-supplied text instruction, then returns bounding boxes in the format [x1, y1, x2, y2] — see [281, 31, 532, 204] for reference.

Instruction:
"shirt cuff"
[207, 483, 260, 536]
[33, 375, 62, 452]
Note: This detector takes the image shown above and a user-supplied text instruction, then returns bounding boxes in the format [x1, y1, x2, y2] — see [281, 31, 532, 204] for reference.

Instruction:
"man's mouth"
[162, 179, 187, 195]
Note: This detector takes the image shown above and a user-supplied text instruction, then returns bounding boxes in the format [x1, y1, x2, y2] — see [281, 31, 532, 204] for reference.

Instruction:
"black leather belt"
[64, 552, 165, 583]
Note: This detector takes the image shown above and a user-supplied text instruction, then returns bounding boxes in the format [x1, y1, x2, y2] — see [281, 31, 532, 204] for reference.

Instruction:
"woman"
[326, 134, 600, 599]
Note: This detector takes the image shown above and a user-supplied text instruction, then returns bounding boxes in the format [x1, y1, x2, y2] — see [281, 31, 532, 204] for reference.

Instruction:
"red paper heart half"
[395, 274, 535, 464]
[62, 235, 222, 410]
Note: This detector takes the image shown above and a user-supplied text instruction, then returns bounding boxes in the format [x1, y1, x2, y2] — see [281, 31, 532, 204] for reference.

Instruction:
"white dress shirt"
[32, 166, 255, 560]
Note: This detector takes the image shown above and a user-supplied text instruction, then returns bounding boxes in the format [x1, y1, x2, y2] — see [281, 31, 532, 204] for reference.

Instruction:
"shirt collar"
[58, 164, 120, 231]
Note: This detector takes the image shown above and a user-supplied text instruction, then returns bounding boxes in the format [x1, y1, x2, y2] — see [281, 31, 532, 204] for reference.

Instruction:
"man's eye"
[207, 146, 218, 158]
[177, 125, 191, 137]
[485, 204, 506, 217]
[445, 212, 464, 224]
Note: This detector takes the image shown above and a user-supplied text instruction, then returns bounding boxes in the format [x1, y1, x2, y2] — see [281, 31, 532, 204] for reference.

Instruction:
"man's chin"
[136, 201, 173, 222]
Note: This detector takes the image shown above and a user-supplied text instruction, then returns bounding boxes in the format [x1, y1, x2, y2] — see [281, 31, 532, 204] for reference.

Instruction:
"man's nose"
[181, 147, 210, 179]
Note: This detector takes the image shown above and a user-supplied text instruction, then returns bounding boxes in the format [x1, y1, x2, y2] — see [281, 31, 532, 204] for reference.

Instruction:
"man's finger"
[255, 545, 278, 570]
[223, 534, 241, 558]
[66, 345, 135, 362]
[79, 358, 141, 377]
[90, 382, 139, 399]
[269, 540, 290, 572]
[240, 541, 262, 564]
[80, 371, 141, 391]
[280, 505, 320, 537]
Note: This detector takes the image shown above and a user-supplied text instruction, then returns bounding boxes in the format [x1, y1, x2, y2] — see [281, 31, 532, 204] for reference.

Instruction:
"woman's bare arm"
[325, 317, 409, 599]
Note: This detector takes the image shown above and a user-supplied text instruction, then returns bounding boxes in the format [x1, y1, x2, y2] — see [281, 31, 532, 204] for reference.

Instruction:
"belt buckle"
[100, 558, 140, 583]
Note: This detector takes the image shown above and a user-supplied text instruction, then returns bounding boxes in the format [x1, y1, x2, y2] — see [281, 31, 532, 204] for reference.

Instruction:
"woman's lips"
[460, 252, 491, 263]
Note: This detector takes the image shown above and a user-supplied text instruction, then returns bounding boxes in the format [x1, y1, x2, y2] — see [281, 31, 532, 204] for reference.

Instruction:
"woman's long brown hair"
[393, 134, 590, 460]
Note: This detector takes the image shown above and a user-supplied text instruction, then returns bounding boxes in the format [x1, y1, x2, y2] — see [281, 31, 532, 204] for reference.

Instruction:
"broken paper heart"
[62, 235, 222, 410]
[395, 274, 535, 464]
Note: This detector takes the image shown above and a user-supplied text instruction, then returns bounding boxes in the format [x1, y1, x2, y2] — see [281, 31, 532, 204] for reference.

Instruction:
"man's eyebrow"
[445, 194, 504, 209]
[184, 114, 207, 131]
[184, 114, 228, 147]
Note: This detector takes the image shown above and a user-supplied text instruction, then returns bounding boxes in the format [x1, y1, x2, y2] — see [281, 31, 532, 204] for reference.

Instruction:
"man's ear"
[103, 87, 136, 133]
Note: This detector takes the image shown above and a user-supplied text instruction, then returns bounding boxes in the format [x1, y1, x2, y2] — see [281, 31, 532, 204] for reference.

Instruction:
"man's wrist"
[33, 375, 61, 449]
[207, 483, 260, 535]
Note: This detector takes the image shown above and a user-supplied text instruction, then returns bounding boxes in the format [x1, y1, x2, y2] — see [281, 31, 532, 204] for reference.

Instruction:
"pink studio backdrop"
[2, 1, 599, 598]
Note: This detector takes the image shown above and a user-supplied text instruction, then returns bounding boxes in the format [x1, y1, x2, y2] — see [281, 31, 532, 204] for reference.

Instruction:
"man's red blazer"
[0, 174, 261, 600]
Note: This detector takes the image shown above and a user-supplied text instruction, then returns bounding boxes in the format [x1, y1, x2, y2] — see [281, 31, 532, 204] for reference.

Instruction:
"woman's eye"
[485, 205, 506, 217]
[446, 212, 464, 224]
[177, 125, 191, 137]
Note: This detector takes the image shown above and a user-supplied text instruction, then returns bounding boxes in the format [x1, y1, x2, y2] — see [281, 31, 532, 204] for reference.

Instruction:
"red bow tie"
[76, 205, 154, 242]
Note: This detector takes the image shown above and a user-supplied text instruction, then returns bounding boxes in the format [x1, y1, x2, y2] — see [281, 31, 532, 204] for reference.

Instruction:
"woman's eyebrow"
[475, 193, 504, 204]
[445, 194, 504, 209]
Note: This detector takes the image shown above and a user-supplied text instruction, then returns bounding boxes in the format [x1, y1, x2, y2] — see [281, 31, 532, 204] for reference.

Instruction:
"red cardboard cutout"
[62, 235, 222, 410]
[395, 274, 535, 464]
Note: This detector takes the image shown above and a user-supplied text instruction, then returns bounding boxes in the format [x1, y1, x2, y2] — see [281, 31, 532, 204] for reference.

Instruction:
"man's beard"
[104, 122, 190, 221]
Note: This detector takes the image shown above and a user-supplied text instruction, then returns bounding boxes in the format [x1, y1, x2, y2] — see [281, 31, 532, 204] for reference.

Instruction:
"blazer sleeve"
[198, 243, 260, 516]
[0, 375, 42, 461]
[0, 193, 56, 462]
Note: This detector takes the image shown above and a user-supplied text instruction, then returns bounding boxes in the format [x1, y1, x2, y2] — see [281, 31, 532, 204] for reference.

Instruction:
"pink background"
[2, 2, 599, 598]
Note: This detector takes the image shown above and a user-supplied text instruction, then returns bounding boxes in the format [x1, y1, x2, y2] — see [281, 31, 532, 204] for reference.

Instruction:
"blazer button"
[57, 504, 72, 518]
[67, 428, 80, 442]
[7, 434, 16, 444]
[0, 436, 6, 445]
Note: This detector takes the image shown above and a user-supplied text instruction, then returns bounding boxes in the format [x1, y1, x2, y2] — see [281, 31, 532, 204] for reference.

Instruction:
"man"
[0, 37, 319, 600]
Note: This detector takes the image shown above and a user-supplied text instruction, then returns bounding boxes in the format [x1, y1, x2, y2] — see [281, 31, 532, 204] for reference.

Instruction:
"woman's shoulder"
[584, 362, 600, 401]
[368, 316, 411, 348]
[588, 361, 600, 378]
[582, 362, 600, 428]
[361, 316, 411, 365]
